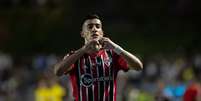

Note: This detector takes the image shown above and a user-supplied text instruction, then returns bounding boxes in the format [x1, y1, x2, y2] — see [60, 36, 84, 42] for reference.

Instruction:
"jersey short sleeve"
[63, 51, 76, 74]
[112, 51, 129, 72]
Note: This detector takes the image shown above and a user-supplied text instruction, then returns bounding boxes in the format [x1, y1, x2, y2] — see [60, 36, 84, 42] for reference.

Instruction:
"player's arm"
[54, 39, 100, 76]
[54, 47, 85, 76]
[100, 37, 143, 70]
[115, 47, 143, 70]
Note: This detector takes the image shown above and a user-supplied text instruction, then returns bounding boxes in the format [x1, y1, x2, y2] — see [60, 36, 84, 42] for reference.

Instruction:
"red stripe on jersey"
[104, 51, 110, 101]
[91, 57, 99, 101]
[69, 71, 79, 101]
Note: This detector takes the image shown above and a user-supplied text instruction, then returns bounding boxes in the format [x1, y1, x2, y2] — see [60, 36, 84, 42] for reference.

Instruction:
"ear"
[80, 31, 84, 38]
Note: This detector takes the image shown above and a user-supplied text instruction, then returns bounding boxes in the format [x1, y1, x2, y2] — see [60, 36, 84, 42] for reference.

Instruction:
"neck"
[84, 39, 88, 45]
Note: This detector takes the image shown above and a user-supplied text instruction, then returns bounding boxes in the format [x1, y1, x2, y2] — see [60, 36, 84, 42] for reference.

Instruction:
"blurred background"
[0, 0, 200, 101]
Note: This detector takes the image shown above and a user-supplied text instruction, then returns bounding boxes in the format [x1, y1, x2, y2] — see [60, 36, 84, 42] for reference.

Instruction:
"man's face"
[81, 18, 104, 42]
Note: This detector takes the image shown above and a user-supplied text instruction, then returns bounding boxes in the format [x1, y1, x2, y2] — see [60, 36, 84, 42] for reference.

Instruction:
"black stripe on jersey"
[104, 51, 110, 100]
[88, 57, 95, 101]
[75, 60, 81, 101]
[95, 57, 100, 101]
[106, 50, 114, 101]
[97, 56, 104, 101]
[85, 55, 93, 101]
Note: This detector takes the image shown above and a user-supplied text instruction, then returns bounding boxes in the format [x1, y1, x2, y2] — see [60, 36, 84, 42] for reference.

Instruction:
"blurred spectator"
[34, 78, 66, 101]
[155, 80, 171, 101]
[183, 66, 201, 101]
[144, 61, 159, 81]
[35, 79, 50, 101]
[49, 79, 66, 101]
[183, 81, 201, 101]
[123, 84, 139, 101]
[46, 54, 57, 69]
[137, 90, 154, 101]
[193, 53, 201, 80]
[32, 54, 47, 71]
[0, 51, 13, 71]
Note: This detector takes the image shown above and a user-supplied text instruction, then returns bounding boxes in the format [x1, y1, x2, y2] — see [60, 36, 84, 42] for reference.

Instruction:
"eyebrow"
[87, 23, 101, 26]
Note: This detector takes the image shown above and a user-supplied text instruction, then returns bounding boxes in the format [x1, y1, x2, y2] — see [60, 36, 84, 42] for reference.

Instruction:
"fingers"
[83, 39, 102, 53]
[84, 37, 114, 52]
[89, 39, 100, 45]
[100, 37, 117, 49]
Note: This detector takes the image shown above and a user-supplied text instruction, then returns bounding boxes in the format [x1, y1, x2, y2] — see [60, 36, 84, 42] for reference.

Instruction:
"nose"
[92, 26, 97, 33]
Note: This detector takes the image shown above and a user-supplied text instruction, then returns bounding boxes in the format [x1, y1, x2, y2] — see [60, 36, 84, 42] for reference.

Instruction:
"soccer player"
[54, 14, 143, 101]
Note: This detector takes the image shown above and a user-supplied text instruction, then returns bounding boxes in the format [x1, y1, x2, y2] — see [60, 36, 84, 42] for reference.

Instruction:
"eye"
[88, 24, 93, 29]
[95, 24, 100, 29]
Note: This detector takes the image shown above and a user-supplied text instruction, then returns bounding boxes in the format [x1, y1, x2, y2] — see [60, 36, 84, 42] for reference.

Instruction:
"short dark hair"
[83, 14, 101, 22]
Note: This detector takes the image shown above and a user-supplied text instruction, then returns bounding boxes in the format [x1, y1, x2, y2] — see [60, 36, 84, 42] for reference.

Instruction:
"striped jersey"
[67, 49, 129, 101]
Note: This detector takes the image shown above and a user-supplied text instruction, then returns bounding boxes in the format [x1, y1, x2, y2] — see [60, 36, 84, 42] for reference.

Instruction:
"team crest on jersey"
[81, 73, 93, 87]
[104, 58, 112, 67]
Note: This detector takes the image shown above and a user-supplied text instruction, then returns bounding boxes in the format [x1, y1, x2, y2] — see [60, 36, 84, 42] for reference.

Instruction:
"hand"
[82, 39, 102, 53]
[99, 37, 119, 50]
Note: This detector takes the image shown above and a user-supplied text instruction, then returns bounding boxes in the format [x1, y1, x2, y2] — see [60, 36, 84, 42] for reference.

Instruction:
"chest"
[80, 54, 112, 74]
[76, 53, 114, 87]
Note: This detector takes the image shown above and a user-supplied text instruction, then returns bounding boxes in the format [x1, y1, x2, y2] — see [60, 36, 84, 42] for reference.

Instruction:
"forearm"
[114, 46, 143, 70]
[54, 47, 85, 76]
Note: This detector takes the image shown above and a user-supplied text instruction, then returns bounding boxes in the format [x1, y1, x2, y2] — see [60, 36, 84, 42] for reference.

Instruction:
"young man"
[54, 14, 143, 101]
